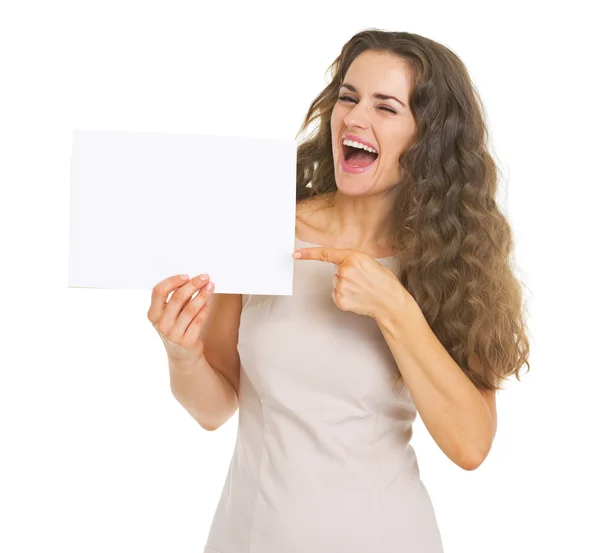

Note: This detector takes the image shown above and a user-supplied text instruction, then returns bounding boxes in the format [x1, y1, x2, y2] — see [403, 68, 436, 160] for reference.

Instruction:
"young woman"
[148, 29, 531, 553]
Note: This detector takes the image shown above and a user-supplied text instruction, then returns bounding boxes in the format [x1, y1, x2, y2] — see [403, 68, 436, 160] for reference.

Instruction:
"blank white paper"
[68, 129, 297, 295]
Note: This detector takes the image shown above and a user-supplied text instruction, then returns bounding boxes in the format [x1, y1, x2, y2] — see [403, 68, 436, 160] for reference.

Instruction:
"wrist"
[168, 353, 205, 374]
[376, 290, 421, 340]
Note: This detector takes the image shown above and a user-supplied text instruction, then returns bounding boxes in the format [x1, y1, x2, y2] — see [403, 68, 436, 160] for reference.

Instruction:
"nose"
[343, 102, 370, 131]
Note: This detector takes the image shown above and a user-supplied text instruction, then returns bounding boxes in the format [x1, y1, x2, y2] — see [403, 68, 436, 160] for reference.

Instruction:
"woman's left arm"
[377, 296, 497, 471]
[292, 246, 498, 471]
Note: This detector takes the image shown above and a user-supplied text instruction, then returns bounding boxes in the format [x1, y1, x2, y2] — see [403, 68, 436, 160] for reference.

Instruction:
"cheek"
[330, 106, 343, 133]
[330, 109, 345, 155]
[382, 131, 413, 170]
[376, 150, 402, 183]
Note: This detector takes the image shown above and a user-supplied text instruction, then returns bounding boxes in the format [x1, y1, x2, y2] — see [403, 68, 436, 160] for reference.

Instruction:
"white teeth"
[342, 138, 378, 154]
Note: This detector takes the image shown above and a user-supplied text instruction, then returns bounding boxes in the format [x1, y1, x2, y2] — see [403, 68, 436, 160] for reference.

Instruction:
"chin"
[336, 182, 375, 197]
[334, 170, 379, 197]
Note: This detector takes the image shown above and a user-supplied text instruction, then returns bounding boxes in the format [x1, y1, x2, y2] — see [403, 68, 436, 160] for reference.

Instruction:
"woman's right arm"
[148, 274, 242, 431]
[170, 292, 242, 431]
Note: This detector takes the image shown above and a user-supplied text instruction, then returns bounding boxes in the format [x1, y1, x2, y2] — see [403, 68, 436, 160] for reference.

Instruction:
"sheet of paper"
[68, 129, 297, 295]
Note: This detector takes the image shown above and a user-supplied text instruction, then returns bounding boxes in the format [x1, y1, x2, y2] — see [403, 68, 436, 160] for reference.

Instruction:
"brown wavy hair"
[296, 29, 531, 392]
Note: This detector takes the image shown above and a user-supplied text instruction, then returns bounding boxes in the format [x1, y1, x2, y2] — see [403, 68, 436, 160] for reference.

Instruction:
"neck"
[322, 190, 396, 250]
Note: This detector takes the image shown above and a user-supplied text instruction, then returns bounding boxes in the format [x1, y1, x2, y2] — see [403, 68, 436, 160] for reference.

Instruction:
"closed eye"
[337, 95, 397, 114]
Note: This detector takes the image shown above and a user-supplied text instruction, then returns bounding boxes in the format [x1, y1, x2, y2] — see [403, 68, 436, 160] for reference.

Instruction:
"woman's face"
[331, 50, 417, 196]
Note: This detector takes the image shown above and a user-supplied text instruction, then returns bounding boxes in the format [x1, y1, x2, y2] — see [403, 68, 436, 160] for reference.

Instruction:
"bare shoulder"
[296, 194, 321, 221]
[295, 192, 335, 241]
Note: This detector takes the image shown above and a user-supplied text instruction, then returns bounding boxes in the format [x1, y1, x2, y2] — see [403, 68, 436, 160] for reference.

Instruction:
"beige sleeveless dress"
[203, 236, 444, 553]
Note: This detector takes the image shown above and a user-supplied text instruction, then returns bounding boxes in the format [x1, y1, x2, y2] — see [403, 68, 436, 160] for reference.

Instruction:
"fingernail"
[200, 274, 209, 280]
[206, 281, 214, 290]
[180, 274, 189, 280]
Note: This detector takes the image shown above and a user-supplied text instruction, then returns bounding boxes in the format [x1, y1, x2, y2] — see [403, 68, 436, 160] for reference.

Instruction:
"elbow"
[196, 415, 224, 432]
[458, 453, 484, 471]
[457, 443, 491, 471]
[195, 413, 225, 431]
[455, 418, 496, 471]
[199, 422, 219, 432]
[197, 404, 239, 432]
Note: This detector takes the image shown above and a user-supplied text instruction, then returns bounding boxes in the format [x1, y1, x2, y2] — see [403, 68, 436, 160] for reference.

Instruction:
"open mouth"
[342, 141, 379, 169]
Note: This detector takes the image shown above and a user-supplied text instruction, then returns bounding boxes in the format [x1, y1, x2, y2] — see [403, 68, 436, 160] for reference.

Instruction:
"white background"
[1, 1, 598, 552]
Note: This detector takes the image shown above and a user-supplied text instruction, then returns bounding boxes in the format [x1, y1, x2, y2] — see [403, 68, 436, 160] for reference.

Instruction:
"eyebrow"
[340, 82, 407, 109]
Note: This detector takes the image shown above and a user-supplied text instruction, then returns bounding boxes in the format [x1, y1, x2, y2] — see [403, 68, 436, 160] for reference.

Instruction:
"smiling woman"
[329, 50, 418, 191]
[296, 31, 530, 394]
[166, 28, 533, 553]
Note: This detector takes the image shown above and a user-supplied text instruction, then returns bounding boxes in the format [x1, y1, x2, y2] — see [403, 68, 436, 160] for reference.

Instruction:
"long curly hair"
[296, 29, 531, 392]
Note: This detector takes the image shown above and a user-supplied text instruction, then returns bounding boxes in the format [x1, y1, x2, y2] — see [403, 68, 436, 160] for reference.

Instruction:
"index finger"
[292, 247, 349, 265]
[148, 274, 190, 320]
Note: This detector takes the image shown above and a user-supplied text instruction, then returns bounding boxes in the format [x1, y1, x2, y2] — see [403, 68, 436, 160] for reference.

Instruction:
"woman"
[147, 29, 531, 553]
